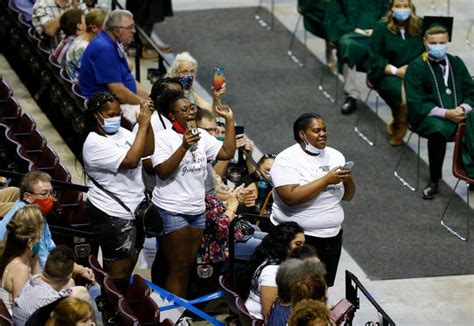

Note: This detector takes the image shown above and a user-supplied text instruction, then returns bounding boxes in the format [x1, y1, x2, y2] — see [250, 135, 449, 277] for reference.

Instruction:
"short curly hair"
[287, 299, 331, 326]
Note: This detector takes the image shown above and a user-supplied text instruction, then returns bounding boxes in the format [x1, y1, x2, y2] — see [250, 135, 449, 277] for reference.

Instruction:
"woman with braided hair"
[82, 92, 154, 291]
[0, 205, 44, 313]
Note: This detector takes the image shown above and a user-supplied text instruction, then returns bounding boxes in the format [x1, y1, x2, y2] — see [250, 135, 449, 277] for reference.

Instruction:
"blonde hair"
[45, 297, 93, 326]
[166, 52, 198, 77]
[86, 8, 106, 33]
[383, 0, 422, 37]
[424, 25, 448, 38]
[0, 205, 43, 277]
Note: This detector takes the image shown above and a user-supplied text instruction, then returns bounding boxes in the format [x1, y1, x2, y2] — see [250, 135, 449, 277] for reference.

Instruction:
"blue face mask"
[427, 44, 448, 60]
[392, 8, 411, 21]
[101, 115, 121, 134]
[176, 75, 194, 91]
[32, 242, 40, 257]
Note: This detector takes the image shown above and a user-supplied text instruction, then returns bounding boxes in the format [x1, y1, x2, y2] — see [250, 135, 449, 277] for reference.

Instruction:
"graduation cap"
[422, 16, 453, 41]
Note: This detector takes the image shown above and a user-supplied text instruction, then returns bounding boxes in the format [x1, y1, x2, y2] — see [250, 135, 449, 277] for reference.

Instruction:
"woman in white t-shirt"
[82, 92, 154, 288]
[238, 221, 305, 321]
[270, 113, 356, 287]
[150, 96, 236, 297]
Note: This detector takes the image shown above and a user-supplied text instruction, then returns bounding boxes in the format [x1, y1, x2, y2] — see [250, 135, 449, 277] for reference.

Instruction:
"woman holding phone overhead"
[270, 113, 356, 287]
[150, 96, 236, 297]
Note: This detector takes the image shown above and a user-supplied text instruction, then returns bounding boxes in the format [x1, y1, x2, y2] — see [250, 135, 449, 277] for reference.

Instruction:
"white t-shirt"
[270, 144, 346, 238]
[151, 128, 222, 214]
[83, 128, 145, 220]
[244, 264, 279, 320]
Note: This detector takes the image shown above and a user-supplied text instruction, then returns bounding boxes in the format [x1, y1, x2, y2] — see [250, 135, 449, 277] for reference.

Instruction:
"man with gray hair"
[79, 9, 149, 122]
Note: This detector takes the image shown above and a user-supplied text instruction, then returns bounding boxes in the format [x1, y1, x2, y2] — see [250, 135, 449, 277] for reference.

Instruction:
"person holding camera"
[150, 99, 236, 297]
[82, 92, 154, 292]
[270, 113, 356, 287]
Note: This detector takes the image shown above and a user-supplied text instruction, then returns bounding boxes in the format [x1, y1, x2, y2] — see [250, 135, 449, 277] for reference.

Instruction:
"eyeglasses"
[174, 104, 197, 115]
[27, 190, 56, 198]
[177, 69, 196, 76]
[263, 153, 276, 158]
[115, 24, 135, 31]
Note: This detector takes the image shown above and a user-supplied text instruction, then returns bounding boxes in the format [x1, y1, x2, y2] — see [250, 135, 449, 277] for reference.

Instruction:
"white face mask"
[302, 133, 322, 155]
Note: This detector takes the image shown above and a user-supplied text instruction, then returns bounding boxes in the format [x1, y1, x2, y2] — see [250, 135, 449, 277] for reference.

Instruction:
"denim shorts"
[157, 205, 205, 234]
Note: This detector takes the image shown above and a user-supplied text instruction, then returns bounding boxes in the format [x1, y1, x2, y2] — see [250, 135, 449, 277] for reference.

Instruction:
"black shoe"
[422, 182, 439, 200]
[341, 97, 357, 115]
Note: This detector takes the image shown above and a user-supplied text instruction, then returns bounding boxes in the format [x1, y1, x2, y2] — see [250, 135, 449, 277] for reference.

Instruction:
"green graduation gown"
[368, 20, 424, 108]
[462, 112, 474, 178]
[324, 0, 389, 70]
[405, 53, 474, 140]
[299, 0, 332, 40]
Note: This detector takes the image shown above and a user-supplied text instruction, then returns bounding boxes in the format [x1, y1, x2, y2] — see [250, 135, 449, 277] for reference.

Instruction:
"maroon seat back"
[453, 123, 474, 184]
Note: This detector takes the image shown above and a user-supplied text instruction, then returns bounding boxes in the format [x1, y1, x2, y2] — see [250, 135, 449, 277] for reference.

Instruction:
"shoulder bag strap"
[88, 175, 133, 215]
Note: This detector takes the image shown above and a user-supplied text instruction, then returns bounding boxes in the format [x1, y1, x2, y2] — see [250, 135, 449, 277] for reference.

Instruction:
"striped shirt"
[13, 275, 68, 325]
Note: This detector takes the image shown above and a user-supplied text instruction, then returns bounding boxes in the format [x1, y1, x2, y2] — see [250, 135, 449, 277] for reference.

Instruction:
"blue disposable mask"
[392, 8, 411, 21]
[32, 242, 40, 257]
[303, 133, 322, 155]
[427, 44, 448, 60]
[176, 75, 194, 91]
[100, 114, 121, 134]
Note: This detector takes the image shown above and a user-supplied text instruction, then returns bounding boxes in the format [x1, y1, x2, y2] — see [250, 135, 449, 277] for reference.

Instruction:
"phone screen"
[235, 125, 244, 136]
[343, 161, 354, 171]
[213, 67, 225, 91]
[186, 120, 199, 135]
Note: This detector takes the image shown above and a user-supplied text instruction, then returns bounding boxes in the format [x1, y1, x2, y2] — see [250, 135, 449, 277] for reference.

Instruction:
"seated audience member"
[32, 0, 85, 45]
[239, 222, 305, 321]
[45, 297, 95, 326]
[79, 9, 150, 123]
[0, 172, 95, 285]
[13, 0, 35, 21]
[0, 205, 43, 314]
[268, 256, 326, 326]
[299, 0, 336, 67]
[53, 9, 85, 65]
[404, 16, 474, 199]
[149, 98, 236, 298]
[287, 299, 333, 326]
[368, 0, 424, 146]
[166, 52, 226, 112]
[65, 8, 106, 81]
[195, 109, 257, 203]
[82, 92, 154, 292]
[324, 0, 389, 114]
[462, 112, 474, 178]
[13, 245, 91, 325]
[200, 186, 267, 264]
[0, 177, 20, 217]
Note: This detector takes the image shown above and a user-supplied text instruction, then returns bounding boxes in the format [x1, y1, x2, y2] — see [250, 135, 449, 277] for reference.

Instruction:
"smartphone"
[213, 67, 225, 91]
[186, 120, 199, 136]
[235, 125, 244, 137]
[342, 161, 354, 171]
[330, 298, 354, 323]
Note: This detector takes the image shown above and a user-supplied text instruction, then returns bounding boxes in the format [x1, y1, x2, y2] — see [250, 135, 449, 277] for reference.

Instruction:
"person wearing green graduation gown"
[462, 112, 474, 179]
[299, 0, 336, 67]
[368, 0, 424, 146]
[324, 0, 389, 114]
[405, 21, 474, 199]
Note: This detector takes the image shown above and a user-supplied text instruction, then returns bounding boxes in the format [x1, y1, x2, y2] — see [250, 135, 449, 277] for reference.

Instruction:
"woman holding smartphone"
[270, 113, 355, 287]
[150, 97, 236, 297]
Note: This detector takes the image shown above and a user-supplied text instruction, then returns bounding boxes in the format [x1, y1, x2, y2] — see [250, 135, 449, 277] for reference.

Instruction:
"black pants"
[304, 229, 343, 287]
[427, 132, 447, 183]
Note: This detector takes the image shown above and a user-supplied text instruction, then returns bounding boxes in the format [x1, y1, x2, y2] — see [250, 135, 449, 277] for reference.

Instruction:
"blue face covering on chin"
[427, 44, 448, 60]
[392, 8, 411, 21]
